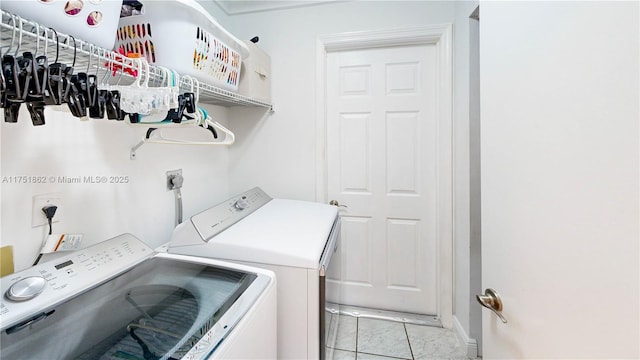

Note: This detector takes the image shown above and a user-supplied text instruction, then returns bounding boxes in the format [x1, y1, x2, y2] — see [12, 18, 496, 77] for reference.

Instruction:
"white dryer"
[0, 233, 277, 360]
[167, 187, 342, 359]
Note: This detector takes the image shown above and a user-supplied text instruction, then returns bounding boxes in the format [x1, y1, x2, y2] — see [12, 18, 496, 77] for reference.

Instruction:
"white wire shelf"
[0, 10, 273, 110]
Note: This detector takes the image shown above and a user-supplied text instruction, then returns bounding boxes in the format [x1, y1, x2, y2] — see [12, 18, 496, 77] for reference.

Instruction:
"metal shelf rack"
[0, 10, 273, 110]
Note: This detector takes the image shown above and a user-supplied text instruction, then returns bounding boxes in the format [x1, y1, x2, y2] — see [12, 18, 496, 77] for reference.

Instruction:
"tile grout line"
[355, 316, 359, 359]
[404, 322, 415, 360]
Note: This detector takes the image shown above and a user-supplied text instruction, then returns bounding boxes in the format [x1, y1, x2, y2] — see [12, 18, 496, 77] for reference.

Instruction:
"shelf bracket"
[130, 140, 146, 160]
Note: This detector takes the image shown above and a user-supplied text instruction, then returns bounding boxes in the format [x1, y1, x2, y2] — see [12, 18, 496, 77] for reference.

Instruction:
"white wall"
[1, 104, 231, 271]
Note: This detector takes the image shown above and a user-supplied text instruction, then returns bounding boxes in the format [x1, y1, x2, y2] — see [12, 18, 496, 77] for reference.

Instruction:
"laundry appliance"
[1, 233, 277, 360]
[167, 187, 342, 359]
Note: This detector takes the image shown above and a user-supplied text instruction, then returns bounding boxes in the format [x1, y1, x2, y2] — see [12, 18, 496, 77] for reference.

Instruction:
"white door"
[480, 2, 639, 358]
[326, 45, 438, 314]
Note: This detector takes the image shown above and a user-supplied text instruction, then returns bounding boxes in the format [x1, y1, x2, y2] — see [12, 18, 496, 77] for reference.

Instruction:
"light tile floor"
[327, 315, 473, 360]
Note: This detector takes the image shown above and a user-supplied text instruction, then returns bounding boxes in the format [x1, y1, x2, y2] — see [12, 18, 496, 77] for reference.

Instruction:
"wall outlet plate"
[32, 193, 63, 228]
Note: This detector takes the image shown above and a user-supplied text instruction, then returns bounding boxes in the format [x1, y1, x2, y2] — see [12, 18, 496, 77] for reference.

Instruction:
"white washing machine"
[167, 187, 342, 359]
[0, 233, 277, 360]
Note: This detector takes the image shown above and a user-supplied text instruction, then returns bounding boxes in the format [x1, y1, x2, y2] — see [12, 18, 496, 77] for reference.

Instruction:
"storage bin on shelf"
[1, 0, 123, 50]
[115, 0, 248, 92]
[238, 40, 271, 102]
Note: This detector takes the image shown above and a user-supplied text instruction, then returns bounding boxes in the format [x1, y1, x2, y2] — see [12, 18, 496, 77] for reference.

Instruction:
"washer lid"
[1, 253, 273, 360]
[171, 199, 339, 269]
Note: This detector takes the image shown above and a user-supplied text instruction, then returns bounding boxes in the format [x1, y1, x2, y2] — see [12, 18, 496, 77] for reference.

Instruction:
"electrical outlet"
[32, 193, 63, 228]
[166, 169, 183, 190]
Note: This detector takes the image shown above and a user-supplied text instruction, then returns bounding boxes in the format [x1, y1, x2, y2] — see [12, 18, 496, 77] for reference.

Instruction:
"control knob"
[6, 276, 47, 301]
[234, 197, 249, 211]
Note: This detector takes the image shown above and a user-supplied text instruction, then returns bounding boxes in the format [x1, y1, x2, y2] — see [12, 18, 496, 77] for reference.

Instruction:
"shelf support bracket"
[130, 140, 146, 160]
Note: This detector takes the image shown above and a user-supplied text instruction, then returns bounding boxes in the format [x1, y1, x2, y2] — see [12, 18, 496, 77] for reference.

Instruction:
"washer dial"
[6, 276, 47, 301]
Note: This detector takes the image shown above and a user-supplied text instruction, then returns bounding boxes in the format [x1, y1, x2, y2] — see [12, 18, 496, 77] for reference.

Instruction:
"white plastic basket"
[1, 0, 122, 49]
[115, 0, 248, 91]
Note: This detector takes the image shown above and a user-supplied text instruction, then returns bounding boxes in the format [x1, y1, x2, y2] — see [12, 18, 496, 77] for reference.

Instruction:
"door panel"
[386, 112, 420, 194]
[339, 113, 371, 193]
[480, 2, 639, 358]
[386, 218, 419, 289]
[341, 216, 373, 286]
[327, 45, 438, 314]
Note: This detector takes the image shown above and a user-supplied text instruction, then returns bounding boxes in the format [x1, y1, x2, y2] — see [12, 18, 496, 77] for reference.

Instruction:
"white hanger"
[130, 108, 235, 159]
[129, 66, 181, 123]
[145, 108, 234, 144]
[128, 71, 201, 126]
[117, 57, 155, 115]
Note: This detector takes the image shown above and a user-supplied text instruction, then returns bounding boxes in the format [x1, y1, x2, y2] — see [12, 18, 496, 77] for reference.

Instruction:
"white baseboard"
[453, 315, 478, 358]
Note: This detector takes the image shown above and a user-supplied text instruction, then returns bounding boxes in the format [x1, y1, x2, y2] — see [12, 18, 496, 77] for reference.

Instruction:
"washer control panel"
[0, 233, 153, 331]
[190, 187, 272, 242]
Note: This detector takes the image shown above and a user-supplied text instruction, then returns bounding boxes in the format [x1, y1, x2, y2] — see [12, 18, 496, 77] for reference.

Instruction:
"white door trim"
[314, 24, 453, 328]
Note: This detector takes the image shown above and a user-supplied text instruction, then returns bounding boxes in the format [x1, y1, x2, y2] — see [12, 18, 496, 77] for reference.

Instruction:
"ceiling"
[212, 0, 344, 15]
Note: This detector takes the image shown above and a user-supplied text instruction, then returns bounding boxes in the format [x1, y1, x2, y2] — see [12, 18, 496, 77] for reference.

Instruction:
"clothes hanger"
[13, 14, 23, 58]
[77, 44, 103, 120]
[41, 26, 59, 106]
[142, 64, 178, 115]
[116, 57, 154, 117]
[25, 22, 48, 125]
[199, 108, 236, 143]
[64, 35, 88, 118]
[129, 108, 236, 159]
[145, 122, 235, 145]
[47, 28, 67, 106]
[104, 51, 124, 120]
[129, 66, 179, 124]
[136, 109, 235, 144]
[32, 26, 52, 122]
[24, 22, 42, 101]
[129, 70, 197, 126]
[69, 42, 95, 120]
[88, 47, 106, 119]
[13, 15, 32, 103]
[3, 14, 24, 123]
[149, 108, 234, 144]
[2, 14, 20, 122]
[61, 34, 78, 108]
[1, 13, 18, 56]
[164, 74, 197, 123]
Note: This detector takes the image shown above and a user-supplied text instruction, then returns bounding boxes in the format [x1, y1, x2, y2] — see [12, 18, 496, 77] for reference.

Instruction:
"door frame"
[314, 24, 454, 328]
